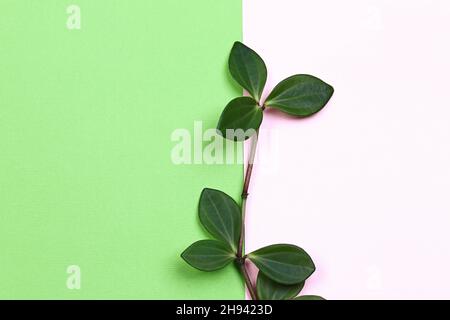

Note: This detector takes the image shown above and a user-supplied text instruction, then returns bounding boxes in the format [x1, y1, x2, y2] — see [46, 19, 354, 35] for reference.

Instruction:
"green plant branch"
[237, 129, 260, 300]
[181, 42, 332, 301]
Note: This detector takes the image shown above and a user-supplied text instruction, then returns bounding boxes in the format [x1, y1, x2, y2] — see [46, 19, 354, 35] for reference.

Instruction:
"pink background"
[244, 0, 450, 299]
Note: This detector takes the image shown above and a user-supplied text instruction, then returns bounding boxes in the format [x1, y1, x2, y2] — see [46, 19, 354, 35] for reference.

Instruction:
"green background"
[0, 0, 243, 298]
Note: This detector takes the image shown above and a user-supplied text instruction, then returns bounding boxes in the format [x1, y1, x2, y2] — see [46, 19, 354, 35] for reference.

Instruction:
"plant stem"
[238, 131, 258, 255]
[240, 261, 258, 300]
[237, 130, 259, 300]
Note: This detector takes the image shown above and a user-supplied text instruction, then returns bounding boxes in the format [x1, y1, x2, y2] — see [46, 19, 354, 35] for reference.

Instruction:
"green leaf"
[265, 74, 334, 116]
[293, 295, 325, 300]
[248, 244, 315, 285]
[229, 41, 267, 102]
[217, 97, 263, 141]
[181, 240, 235, 271]
[257, 272, 304, 300]
[198, 188, 241, 251]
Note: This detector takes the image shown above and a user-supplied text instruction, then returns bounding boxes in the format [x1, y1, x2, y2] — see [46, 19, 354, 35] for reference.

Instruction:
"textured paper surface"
[244, 0, 450, 299]
[0, 0, 243, 298]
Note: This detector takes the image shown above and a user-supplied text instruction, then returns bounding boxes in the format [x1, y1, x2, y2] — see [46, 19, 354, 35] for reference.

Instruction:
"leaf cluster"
[182, 188, 322, 300]
[218, 42, 333, 141]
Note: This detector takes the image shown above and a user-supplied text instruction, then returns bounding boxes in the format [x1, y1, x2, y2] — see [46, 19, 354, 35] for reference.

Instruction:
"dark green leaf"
[257, 272, 304, 300]
[265, 74, 334, 116]
[293, 295, 325, 300]
[229, 41, 267, 102]
[217, 97, 262, 141]
[198, 188, 241, 251]
[248, 244, 315, 285]
[181, 240, 235, 271]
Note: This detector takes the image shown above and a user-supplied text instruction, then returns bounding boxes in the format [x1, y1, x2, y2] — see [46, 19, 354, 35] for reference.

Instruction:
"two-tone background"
[1, 0, 450, 299]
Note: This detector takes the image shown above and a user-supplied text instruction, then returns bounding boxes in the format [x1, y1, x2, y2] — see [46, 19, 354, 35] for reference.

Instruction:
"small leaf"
[293, 295, 325, 300]
[181, 240, 235, 271]
[257, 272, 304, 300]
[248, 244, 315, 285]
[265, 74, 334, 116]
[198, 188, 241, 251]
[217, 97, 262, 141]
[229, 41, 267, 102]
